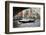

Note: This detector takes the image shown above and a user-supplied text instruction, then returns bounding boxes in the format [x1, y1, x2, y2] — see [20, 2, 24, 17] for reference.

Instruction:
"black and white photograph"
[5, 1, 45, 34]
[13, 7, 40, 28]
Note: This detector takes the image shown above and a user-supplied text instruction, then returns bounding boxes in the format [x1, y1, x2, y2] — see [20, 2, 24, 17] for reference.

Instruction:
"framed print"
[5, 1, 45, 34]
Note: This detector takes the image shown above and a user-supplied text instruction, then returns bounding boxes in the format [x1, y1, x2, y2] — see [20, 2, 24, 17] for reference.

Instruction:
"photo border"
[5, 1, 45, 34]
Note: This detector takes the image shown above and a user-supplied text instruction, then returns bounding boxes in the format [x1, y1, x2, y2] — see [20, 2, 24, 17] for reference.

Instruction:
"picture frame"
[5, 1, 45, 34]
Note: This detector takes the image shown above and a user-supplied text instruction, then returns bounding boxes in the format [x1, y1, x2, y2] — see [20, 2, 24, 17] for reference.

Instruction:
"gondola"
[19, 18, 35, 23]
